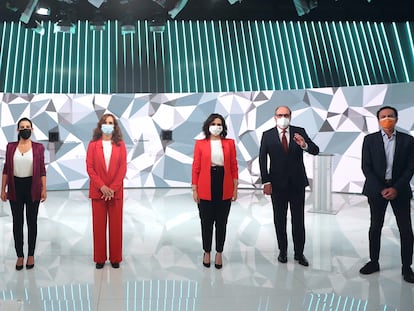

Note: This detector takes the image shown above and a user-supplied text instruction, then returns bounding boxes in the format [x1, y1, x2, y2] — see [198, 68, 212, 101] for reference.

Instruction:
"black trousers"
[198, 166, 231, 253]
[367, 195, 413, 267]
[271, 184, 306, 256]
[9, 177, 40, 258]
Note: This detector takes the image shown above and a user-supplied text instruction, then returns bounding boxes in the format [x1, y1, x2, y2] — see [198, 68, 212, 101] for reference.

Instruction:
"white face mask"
[102, 124, 114, 135]
[276, 117, 290, 129]
[209, 125, 223, 136]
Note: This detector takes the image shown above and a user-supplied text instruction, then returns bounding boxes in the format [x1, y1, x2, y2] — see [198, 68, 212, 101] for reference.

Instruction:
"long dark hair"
[17, 117, 33, 141]
[202, 113, 227, 138]
[92, 113, 123, 145]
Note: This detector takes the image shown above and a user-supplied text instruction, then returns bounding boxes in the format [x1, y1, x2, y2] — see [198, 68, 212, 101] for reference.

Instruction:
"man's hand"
[263, 184, 272, 195]
[381, 187, 397, 200]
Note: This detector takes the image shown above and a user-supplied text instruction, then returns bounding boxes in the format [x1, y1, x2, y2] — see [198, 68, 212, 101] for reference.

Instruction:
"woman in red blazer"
[192, 113, 238, 269]
[86, 113, 127, 269]
[1, 117, 47, 270]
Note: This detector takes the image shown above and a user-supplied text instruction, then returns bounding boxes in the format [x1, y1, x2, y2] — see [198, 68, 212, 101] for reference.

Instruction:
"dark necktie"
[281, 129, 288, 153]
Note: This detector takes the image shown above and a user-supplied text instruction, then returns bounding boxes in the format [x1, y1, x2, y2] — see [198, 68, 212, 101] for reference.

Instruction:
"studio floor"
[0, 188, 413, 311]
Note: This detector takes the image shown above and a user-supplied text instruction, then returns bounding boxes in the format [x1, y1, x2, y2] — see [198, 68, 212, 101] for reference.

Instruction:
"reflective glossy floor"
[1, 189, 414, 311]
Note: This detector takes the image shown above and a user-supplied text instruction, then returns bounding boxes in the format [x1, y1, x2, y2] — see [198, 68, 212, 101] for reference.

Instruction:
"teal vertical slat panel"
[2, 20, 414, 93]
[390, 22, 410, 82]
[223, 20, 238, 91]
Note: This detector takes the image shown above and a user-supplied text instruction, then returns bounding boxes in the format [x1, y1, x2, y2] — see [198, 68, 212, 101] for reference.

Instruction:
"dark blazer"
[192, 138, 238, 201]
[86, 139, 127, 200]
[362, 130, 414, 199]
[3, 141, 46, 201]
[259, 125, 319, 190]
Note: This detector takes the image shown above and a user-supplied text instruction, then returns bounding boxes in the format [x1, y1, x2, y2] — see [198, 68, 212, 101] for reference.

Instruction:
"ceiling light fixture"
[20, 0, 39, 24]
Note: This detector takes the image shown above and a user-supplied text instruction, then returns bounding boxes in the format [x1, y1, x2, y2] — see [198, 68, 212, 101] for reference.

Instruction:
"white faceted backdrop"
[1, 82, 414, 192]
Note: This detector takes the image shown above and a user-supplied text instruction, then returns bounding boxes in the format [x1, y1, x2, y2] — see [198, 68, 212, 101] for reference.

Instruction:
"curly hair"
[202, 113, 227, 138]
[92, 113, 123, 145]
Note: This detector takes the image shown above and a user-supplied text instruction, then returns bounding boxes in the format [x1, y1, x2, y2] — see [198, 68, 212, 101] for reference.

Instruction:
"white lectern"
[310, 153, 338, 214]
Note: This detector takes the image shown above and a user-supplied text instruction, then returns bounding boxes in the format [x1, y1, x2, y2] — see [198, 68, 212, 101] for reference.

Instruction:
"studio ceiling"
[1, 0, 412, 24]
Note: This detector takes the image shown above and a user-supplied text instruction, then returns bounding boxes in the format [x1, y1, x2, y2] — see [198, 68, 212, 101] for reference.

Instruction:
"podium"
[310, 153, 338, 214]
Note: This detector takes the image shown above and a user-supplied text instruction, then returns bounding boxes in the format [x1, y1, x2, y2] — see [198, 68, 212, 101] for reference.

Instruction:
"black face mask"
[19, 129, 32, 140]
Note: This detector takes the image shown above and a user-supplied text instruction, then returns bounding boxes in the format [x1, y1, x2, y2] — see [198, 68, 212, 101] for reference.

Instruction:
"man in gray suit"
[360, 106, 414, 283]
[259, 106, 319, 266]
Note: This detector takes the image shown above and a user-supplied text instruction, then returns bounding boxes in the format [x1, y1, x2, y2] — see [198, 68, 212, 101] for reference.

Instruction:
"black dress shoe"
[402, 267, 414, 283]
[294, 254, 309, 266]
[26, 264, 35, 270]
[96, 262, 105, 269]
[16, 264, 24, 271]
[278, 252, 287, 263]
[111, 262, 120, 269]
[359, 261, 380, 275]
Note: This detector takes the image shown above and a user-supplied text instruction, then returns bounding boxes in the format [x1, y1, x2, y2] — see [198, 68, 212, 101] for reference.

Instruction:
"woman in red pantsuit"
[86, 113, 127, 269]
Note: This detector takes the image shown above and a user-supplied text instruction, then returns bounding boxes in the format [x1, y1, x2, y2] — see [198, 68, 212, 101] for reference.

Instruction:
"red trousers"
[91, 198, 123, 263]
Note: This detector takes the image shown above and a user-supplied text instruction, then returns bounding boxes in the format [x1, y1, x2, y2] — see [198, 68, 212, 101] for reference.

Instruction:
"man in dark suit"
[360, 106, 414, 283]
[259, 106, 319, 266]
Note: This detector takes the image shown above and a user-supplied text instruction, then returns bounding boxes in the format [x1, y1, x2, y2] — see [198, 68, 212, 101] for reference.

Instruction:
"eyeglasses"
[275, 114, 290, 118]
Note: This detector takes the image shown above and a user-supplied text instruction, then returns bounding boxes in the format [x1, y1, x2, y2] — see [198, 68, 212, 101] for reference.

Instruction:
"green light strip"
[84, 27, 89, 93]
[269, 22, 283, 89]
[225, 21, 237, 91]
[20, 29, 28, 93]
[324, 22, 341, 85]
[366, 23, 385, 82]
[352, 22, 371, 85]
[240, 21, 252, 90]
[210, 21, 221, 92]
[182, 22, 190, 92]
[332, 23, 349, 86]
[29, 30, 37, 92]
[255, 21, 268, 90]
[176, 20, 183, 92]
[303, 22, 319, 88]
[283, 21, 297, 89]
[196, 21, 206, 92]
[68, 25, 74, 92]
[374, 23, 392, 81]
[12, 22, 23, 92]
[381, 23, 398, 81]
[295, 22, 310, 88]
[161, 26, 166, 92]
[204, 20, 213, 91]
[189, 22, 198, 92]
[392, 23, 409, 82]
[310, 22, 327, 87]
[407, 22, 414, 80]
[346, 22, 364, 85]
[262, 21, 275, 89]
[130, 22, 135, 91]
[317, 22, 333, 85]
[218, 21, 229, 91]
[233, 20, 245, 91]
[0, 22, 5, 86]
[168, 22, 175, 92]
[246, 21, 259, 90]
[358, 22, 377, 84]
[289, 22, 305, 88]
[338, 22, 357, 85]
[136, 21, 142, 92]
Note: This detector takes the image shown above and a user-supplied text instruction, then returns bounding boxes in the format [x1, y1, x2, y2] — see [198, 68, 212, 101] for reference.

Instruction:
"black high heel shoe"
[215, 253, 223, 269]
[26, 256, 35, 270]
[202, 252, 210, 268]
[16, 257, 24, 271]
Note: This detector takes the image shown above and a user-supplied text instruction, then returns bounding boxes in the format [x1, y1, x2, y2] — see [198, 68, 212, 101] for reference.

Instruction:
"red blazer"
[192, 138, 238, 200]
[86, 139, 127, 200]
[3, 141, 46, 202]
